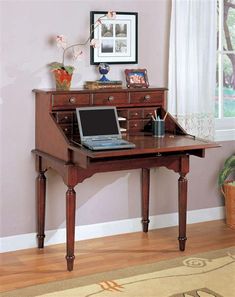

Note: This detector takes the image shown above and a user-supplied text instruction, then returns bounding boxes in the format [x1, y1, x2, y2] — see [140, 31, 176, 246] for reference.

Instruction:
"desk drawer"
[55, 111, 74, 123]
[52, 94, 90, 108]
[144, 108, 156, 119]
[118, 108, 155, 120]
[129, 109, 143, 119]
[117, 109, 128, 119]
[128, 120, 145, 131]
[93, 92, 129, 105]
[60, 124, 73, 135]
[128, 119, 152, 132]
[130, 91, 164, 105]
[118, 108, 143, 119]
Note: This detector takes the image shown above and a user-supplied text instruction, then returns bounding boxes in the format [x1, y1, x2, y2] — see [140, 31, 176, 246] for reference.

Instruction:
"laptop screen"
[76, 107, 121, 140]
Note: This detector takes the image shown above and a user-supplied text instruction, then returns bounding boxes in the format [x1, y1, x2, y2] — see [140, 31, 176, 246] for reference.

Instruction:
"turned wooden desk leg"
[142, 168, 150, 232]
[178, 173, 188, 251]
[36, 169, 46, 249]
[66, 187, 76, 271]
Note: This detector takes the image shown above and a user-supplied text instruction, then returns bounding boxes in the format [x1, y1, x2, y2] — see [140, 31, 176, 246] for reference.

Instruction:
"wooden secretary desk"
[32, 87, 218, 271]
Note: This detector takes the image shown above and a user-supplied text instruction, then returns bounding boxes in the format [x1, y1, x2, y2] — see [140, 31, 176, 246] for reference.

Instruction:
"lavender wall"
[0, 0, 233, 238]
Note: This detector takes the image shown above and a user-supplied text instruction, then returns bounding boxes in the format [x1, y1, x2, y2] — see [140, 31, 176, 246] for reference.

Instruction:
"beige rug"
[1, 247, 235, 297]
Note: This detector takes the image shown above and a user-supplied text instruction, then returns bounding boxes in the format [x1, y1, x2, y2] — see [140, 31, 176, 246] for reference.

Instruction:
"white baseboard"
[0, 206, 225, 253]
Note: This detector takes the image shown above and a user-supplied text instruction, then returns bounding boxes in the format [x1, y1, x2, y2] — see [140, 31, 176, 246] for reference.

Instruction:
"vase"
[53, 69, 73, 90]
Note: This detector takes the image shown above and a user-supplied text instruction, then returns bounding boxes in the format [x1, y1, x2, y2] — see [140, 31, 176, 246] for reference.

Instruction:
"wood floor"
[0, 220, 235, 293]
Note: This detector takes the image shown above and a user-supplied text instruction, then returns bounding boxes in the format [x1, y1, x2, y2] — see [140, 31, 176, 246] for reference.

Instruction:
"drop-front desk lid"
[69, 133, 220, 168]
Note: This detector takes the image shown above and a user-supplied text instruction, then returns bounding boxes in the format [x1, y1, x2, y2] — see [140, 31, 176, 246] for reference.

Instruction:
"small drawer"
[52, 94, 90, 108]
[128, 120, 144, 131]
[144, 108, 156, 119]
[93, 92, 128, 105]
[60, 124, 73, 135]
[55, 112, 74, 123]
[117, 109, 128, 118]
[130, 91, 164, 105]
[129, 109, 143, 119]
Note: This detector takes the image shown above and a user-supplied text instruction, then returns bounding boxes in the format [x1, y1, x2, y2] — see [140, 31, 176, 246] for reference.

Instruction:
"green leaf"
[218, 155, 235, 187]
[48, 62, 64, 70]
[64, 66, 75, 75]
[224, 155, 235, 167]
[48, 62, 74, 75]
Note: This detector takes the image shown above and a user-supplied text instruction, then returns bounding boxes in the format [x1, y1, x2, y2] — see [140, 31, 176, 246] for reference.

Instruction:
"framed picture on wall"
[90, 11, 138, 64]
[125, 68, 149, 88]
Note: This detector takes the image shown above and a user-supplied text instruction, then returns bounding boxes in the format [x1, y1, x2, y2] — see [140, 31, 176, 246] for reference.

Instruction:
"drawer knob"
[69, 97, 76, 104]
[64, 116, 68, 120]
[132, 123, 138, 128]
[108, 96, 114, 101]
[144, 95, 151, 101]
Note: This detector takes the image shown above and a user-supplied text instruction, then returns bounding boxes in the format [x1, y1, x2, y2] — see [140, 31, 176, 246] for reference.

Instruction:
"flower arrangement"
[50, 11, 116, 90]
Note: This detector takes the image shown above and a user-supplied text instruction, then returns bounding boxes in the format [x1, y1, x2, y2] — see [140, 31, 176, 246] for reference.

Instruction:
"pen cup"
[152, 120, 165, 137]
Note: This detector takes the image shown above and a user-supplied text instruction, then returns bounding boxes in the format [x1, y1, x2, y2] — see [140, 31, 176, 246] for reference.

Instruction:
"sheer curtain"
[168, 0, 217, 139]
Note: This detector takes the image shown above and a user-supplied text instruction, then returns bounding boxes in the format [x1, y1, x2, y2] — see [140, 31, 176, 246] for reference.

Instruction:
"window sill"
[215, 129, 235, 141]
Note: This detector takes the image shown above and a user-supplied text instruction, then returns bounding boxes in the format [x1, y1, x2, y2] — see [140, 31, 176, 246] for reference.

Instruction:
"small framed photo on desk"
[125, 68, 149, 88]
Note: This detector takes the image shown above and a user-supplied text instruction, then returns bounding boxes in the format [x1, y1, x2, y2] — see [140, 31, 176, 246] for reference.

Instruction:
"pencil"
[163, 112, 168, 121]
[151, 115, 156, 121]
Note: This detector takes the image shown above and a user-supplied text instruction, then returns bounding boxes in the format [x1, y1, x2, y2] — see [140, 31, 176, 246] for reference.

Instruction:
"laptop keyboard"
[81, 139, 137, 150]
[87, 140, 129, 147]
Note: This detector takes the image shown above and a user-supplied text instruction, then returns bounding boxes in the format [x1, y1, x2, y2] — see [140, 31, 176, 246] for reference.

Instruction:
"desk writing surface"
[70, 133, 219, 160]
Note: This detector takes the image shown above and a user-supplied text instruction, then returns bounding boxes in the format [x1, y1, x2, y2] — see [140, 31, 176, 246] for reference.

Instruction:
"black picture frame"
[90, 11, 138, 65]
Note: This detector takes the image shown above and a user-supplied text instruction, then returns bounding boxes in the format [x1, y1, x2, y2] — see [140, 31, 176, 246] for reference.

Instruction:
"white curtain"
[168, 0, 217, 139]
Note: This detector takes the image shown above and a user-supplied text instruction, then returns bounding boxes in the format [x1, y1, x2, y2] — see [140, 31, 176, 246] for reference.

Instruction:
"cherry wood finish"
[36, 156, 46, 249]
[141, 168, 150, 232]
[66, 187, 76, 271]
[178, 172, 188, 251]
[33, 87, 219, 271]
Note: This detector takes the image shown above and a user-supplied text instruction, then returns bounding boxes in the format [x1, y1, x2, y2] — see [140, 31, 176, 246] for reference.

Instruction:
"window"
[216, 0, 235, 140]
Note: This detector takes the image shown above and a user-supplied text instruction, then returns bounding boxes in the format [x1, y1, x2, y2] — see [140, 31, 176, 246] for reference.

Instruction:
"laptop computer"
[76, 106, 136, 151]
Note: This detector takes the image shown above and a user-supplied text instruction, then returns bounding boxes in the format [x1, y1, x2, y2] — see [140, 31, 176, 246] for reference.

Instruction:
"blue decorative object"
[98, 63, 110, 82]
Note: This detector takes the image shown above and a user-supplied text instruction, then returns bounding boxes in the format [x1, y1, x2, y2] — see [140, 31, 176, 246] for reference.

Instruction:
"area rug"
[1, 247, 235, 297]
